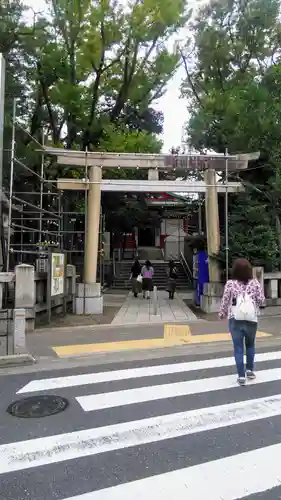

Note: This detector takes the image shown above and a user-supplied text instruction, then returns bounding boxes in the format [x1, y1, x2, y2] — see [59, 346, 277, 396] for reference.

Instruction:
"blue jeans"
[229, 318, 258, 378]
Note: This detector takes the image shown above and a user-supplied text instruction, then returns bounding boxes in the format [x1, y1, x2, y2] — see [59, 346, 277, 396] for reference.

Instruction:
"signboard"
[51, 252, 65, 296]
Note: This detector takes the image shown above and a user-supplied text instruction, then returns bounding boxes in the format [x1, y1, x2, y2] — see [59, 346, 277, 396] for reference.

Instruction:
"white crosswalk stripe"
[62, 443, 281, 500]
[76, 366, 281, 411]
[2, 349, 281, 499]
[17, 350, 281, 394]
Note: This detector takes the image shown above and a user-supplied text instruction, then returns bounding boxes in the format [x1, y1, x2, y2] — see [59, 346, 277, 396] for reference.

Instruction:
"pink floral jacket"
[219, 279, 265, 319]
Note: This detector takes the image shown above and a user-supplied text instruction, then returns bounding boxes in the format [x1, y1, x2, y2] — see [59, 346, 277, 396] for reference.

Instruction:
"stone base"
[200, 282, 224, 314]
[200, 295, 221, 313]
[75, 283, 104, 315]
[0, 354, 36, 367]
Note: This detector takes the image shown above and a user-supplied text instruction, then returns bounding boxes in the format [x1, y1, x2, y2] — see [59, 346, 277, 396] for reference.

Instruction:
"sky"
[25, 0, 203, 153]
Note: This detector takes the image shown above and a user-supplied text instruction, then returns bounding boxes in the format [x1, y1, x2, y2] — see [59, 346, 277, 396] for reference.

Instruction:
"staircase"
[112, 261, 192, 290]
[137, 247, 163, 261]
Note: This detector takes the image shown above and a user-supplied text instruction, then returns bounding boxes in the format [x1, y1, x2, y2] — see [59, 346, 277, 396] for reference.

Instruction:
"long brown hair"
[231, 258, 253, 284]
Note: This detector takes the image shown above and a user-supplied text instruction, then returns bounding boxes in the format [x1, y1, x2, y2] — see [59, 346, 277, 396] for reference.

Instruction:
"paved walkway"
[111, 290, 198, 324]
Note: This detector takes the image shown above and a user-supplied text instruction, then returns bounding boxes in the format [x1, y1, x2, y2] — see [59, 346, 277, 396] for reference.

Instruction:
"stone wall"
[200, 268, 281, 314]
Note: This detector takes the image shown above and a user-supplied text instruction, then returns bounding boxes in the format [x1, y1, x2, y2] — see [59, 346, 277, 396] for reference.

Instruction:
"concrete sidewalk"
[111, 290, 198, 324]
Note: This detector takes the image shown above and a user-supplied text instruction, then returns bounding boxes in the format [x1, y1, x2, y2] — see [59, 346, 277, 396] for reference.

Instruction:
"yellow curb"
[53, 338, 183, 357]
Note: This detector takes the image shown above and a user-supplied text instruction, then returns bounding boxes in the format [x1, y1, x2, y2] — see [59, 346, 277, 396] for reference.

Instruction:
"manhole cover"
[7, 395, 69, 418]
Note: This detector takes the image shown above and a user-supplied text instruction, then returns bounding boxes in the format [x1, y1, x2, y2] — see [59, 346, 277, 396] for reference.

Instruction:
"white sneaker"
[237, 377, 246, 386]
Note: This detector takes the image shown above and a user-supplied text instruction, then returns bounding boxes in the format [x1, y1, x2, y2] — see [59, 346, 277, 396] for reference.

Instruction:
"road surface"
[1, 346, 281, 498]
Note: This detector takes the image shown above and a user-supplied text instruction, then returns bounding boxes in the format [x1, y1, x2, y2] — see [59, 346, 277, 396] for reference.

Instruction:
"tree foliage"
[181, 0, 281, 270]
[26, 0, 188, 150]
[1, 0, 190, 242]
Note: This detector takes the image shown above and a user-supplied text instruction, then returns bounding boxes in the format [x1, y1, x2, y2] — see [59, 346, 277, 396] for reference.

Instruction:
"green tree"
[219, 190, 279, 271]
[181, 0, 281, 269]
[27, 0, 189, 150]
[1, 0, 191, 246]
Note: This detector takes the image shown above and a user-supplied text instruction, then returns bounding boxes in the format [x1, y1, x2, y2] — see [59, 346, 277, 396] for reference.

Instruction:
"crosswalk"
[3, 349, 281, 499]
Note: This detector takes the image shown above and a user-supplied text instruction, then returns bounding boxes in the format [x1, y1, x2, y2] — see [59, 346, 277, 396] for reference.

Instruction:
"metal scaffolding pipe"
[12, 223, 58, 236]
[225, 148, 229, 280]
[12, 195, 60, 218]
[14, 157, 44, 182]
[7, 99, 16, 271]
[13, 192, 59, 196]
[39, 132, 44, 244]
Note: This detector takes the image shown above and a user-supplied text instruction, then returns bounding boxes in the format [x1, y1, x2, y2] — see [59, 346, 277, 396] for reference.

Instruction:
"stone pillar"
[268, 279, 278, 299]
[200, 282, 224, 313]
[148, 168, 159, 180]
[84, 165, 102, 284]
[66, 264, 76, 313]
[15, 264, 35, 332]
[66, 264, 76, 296]
[13, 308, 26, 354]
[204, 169, 220, 282]
[253, 267, 264, 292]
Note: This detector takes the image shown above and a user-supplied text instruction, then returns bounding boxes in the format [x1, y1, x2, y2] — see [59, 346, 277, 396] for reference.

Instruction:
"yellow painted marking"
[53, 338, 183, 357]
[182, 331, 271, 344]
[53, 331, 271, 357]
[164, 324, 191, 341]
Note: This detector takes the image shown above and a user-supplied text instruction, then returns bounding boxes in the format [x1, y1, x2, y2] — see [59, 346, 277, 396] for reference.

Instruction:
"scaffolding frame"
[5, 99, 106, 284]
[5, 100, 62, 270]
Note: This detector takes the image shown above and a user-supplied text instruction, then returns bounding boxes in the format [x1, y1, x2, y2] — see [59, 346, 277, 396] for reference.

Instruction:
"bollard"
[152, 285, 158, 315]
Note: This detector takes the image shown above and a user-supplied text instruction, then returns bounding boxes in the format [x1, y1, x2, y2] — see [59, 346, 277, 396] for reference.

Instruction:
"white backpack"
[232, 288, 257, 323]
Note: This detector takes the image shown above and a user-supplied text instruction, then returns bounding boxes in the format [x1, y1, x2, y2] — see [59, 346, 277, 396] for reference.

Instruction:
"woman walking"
[166, 260, 177, 299]
[219, 258, 265, 386]
[130, 259, 142, 297]
[141, 260, 154, 299]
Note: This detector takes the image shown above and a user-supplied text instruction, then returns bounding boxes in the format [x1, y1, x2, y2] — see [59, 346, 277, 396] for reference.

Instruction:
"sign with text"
[51, 253, 65, 296]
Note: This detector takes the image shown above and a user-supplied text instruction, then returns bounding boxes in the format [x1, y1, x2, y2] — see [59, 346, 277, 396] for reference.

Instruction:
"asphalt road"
[2, 345, 281, 499]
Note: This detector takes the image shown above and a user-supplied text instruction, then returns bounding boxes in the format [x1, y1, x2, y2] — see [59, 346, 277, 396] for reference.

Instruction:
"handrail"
[180, 251, 193, 281]
[112, 253, 116, 277]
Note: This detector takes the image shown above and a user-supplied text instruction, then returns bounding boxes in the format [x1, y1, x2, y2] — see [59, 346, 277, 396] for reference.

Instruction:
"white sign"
[51, 253, 65, 296]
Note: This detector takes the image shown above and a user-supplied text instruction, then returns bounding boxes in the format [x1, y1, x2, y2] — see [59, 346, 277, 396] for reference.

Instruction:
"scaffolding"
[4, 99, 61, 271]
[4, 99, 105, 283]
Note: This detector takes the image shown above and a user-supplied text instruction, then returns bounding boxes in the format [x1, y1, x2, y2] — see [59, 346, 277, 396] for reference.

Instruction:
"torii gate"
[44, 148, 259, 313]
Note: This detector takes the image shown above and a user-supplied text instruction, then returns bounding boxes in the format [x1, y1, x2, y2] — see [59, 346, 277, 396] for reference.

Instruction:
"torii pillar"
[204, 168, 220, 282]
[60, 165, 102, 315]
[84, 165, 102, 284]
[52, 166, 103, 314]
